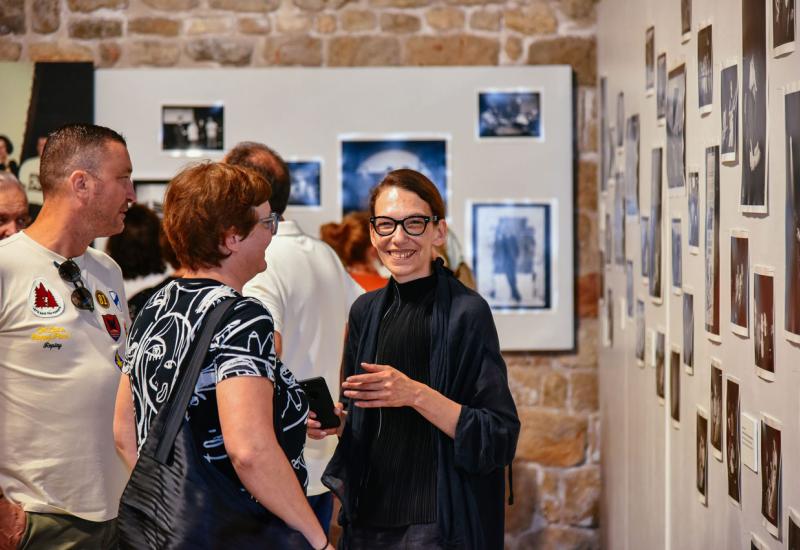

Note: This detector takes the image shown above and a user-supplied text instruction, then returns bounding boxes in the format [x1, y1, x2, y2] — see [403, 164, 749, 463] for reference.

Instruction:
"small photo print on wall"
[751, 532, 769, 550]
[731, 230, 750, 336]
[761, 415, 782, 538]
[161, 104, 224, 153]
[646, 27, 655, 94]
[656, 331, 665, 403]
[726, 375, 741, 505]
[773, 0, 796, 56]
[286, 160, 322, 208]
[617, 92, 624, 148]
[671, 217, 683, 294]
[698, 25, 713, 114]
[640, 215, 650, 281]
[340, 137, 447, 215]
[681, 0, 692, 40]
[789, 508, 800, 550]
[705, 146, 721, 340]
[657, 53, 667, 124]
[614, 173, 626, 265]
[688, 170, 700, 253]
[710, 359, 723, 461]
[667, 64, 687, 195]
[605, 289, 614, 346]
[670, 346, 681, 427]
[625, 114, 640, 217]
[133, 180, 169, 217]
[626, 260, 634, 318]
[683, 290, 694, 373]
[636, 299, 645, 366]
[697, 407, 709, 506]
[470, 201, 552, 311]
[477, 90, 542, 139]
[742, 0, 768, 213]
[785, 88, 800, 343]
[600, 78, 610, 191]
[754, 265, 775, 380]
[721, 62, 739, 163]
[649, 148, 663, 302]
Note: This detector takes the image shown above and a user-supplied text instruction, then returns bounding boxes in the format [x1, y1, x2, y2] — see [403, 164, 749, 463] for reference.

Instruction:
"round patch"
[28, 278, 65, 318]
[95, 290, 110, 309]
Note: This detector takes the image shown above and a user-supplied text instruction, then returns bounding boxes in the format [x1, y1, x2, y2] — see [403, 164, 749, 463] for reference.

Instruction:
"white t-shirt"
[0, 232, 130, 521]
[243, 220, 363, 496]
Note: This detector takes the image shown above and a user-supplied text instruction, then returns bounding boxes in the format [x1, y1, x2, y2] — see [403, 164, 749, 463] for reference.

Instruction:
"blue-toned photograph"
[478, 91, 542, 138]
[471, 202, 552, 311]
[286, 160, 321, 207]
[340, 138, 447, 215]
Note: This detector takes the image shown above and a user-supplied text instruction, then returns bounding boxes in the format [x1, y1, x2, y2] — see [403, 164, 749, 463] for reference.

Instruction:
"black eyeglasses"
[257, 212, 280, 235]
[370, 215, 439, 237]
[54, 259, 94, 312]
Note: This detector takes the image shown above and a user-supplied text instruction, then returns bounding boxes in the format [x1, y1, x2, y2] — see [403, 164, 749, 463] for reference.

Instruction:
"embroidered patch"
[114, 351, 124, 370]
[102, 314, 122, 341]
[28, 278, 65, 318]
[95, 290, 110, 309]
[109, 290, 122, 311]
[30, 326, 71, 341]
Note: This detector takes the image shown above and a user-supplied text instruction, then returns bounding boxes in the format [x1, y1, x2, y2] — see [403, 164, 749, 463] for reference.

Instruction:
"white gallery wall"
[598, 0, 799, 549]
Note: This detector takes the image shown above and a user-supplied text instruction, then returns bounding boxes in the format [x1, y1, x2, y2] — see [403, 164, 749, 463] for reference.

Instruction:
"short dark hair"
[369, 169, 446, 220]
[224, 141, 290, 215]
[106, 204, 165, 279]
[0, 135, 13, 155]
[40, 124, 127, 196]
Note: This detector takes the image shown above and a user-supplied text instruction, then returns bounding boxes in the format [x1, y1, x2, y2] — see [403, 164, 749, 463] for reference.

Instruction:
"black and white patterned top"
[124, 278, 309, 493]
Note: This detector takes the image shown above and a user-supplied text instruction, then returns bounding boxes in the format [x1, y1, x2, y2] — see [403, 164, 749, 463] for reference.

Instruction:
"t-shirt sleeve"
[242, 265, 286, 334]
[210, 298, 278, 384]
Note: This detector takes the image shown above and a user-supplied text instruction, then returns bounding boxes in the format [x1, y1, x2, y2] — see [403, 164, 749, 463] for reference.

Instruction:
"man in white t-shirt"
[226, 142, 363, 534]
[0, 124, 136, 549]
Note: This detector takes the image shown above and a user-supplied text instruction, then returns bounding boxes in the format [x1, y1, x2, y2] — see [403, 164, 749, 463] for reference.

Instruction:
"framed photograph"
[710, 358, 723, 460]
[626, 260, 634, 318]
[786, 88, 800, 343]
[649, 148, 664, 303]
[605, 211, 613, 266]
[681, 0, 692, 41]
[667, 64, 687, 196]
[470, 201, 552, 311]
[640, 215, 650, 281]
[754, 265, 775, 380]
[614, 172, 626, 265]
[604, 289, 614, 347]
[161, 104, 224, 153]
[688, 170, 700, 253]
[670, 346, 681, 427]
[625, 114, 640, 217]
[721, 61, 739, 163]
[683, 289, 694, 374]
[741, 0, 768, 213]
[731, 230, 750, 337]
[477, 89, 542, 139]
[600, 77, 610, 192]
[698, 24, 713, 114]
[751, 532, 770, 550]
[617, 92, 624, 148]
[635, 298, 645, 366]
[340, 136, 448, 215]
[773, 0, 796, 56]
[657, 53, 667, 124]
[656, 330, 665, 403]
[697, 407, 709, 506]
[671, 217, 683, 294]
[705, 146, 721, 340]
[134, 180, 169, 217]
[286, 159, 322, 208]
[761, 414, 782, 538]
[726, 375, 741, 506]
[789, 508, 800, 550]
[645, 27, 655, 95]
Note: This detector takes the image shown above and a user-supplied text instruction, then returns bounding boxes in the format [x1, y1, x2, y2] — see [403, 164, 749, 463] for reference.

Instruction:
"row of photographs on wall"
[159, 91, 544, 155]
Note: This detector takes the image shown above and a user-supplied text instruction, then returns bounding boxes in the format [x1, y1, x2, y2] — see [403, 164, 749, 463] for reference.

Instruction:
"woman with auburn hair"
[320, 211, 387, 292]
[113, 162, 332, 550]
[312, 169, 519, 550]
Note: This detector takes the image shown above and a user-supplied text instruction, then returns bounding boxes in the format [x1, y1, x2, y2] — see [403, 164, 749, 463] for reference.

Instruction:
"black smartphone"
[299, 377, 341, 430]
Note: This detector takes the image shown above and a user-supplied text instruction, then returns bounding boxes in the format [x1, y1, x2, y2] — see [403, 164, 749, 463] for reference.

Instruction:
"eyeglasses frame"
[369, 214, 440, 237]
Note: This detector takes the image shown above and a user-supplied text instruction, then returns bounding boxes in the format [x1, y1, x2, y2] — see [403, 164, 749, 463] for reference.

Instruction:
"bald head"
[0, 173, 30, 239]
[224, 141, 290, 215]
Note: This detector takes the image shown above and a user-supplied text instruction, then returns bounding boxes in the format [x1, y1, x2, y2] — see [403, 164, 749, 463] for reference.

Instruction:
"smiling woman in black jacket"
[309, 169, 520, 549]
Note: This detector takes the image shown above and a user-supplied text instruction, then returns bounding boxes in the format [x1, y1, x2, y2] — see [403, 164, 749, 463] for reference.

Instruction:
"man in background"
[226, 142, 363, 534]
[0, 172, 29, 239]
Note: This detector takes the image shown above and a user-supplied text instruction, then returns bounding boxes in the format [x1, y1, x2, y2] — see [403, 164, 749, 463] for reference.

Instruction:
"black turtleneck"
[357, 272, 438, 527]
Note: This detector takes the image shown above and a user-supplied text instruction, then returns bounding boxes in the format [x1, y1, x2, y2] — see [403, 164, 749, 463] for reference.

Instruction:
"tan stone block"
[329, 36, 401, 66]
[503, 461, 539, 533]
[33, 0, 59, 34]
[263, 35, 322, 65]
[276, 11, 312, 33]
[142, 0, 198, 9]
[577, 160, 598, 211]
[559, 0, 597, 21]
[504, 352, 534, 368]
[469, 9, 499, 31]
[68, 18, 123, 39]
[314, 13, 336, 33]
[556, 318, 598, 369]
[528, 36, 597, 86]
[370, 0, 430, 7]
[577, 211, 600, 276]
[516, 407, 587, 466]
[508, 364, 545, 407]
[187, 17, 231, 34]
[67, 0, 127, 12]
[238, 16, 271, 34]
[129, 17, 181, 36]
[380, 13, 420, 33]
[339, 10, 376, 32]
[186, 37, 253, 65]
[539, 469, 562, 522]
[425, 7, 464, 31]
[209, 0, 280, 11]
[0, 39, 22, 60]
[505, 36, 522, 61]
[562, 467, 600, 526]
[405, 35, 499, 65]
[292, 0, 349, 11]
[577, 272, 600, 319]
[129, 40, 181, 66]
[0, 0, 25, 35]
[445, 0, 501, 7]
[504, 3, 557, 35]
[542, 372, 567, 408]
[98, 41, 121, 67]
[571, 371, 598, 412]
[29, 42, 94, 61]
[516, 525, 600, 550]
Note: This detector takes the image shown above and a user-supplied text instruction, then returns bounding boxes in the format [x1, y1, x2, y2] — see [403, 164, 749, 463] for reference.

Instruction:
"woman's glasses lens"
[370, 216, 436, 236]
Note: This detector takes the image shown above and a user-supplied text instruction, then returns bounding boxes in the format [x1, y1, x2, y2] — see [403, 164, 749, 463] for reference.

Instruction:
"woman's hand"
[306, 402, 346, 439]
[341, 362, 422, 408]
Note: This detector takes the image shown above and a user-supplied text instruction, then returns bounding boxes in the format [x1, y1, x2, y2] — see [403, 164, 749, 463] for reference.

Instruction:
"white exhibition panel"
[96, 67, 574, 351]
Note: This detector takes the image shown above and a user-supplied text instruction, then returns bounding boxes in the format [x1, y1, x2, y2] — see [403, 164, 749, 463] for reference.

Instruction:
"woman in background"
[320, 211, 387, 292]
[0, 135, 19, 177]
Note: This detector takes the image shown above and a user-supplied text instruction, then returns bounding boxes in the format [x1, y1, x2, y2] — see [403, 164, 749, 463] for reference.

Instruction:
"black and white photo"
[625, 114, 640, 217]
[286, 160, 322, 207]
[789, 508, 800, 550]
[667, 64, 687, 195]
[605, 212, 613, 266]
[721, 62, 739, 163]
[726, 376, 741, 505]
[617, 92, 624, 148]
[606, 289, 615, 347]
[649, 148, 663, 302]
[601, 77, 610, 192]
[773, 0, 796, 56]
[636, 299, 646, 365]
[681, 0, 692, 40]
[670, 346, 680, 427]
[688, 170, 700, 253]
[133, 180, 169, 217]
[683, 290, 694, 373]
[742, 0, 768, 212]
[161, 104, 224, 152]
[698, 25, 714, 113]
[614, 171, 626, 265]
[760, 415, 782, 537]
[754, 266, 775, 380]
[657, 53, 667, 124]
[705, 146, 721, 339]
[471, 202, 551, 310]
[641, 215, 650, 280]
[710, 360, 723, 460]
[786, 89, 800, 343]
[731, 231, 750, 336]
[656, 331, 665, 402]
[697, 407, 709, 505]
[478, 90, 542, 139]
[626, 260, 634, 318]
[671, 217, 682, 294]
[646, 27, 655, 94]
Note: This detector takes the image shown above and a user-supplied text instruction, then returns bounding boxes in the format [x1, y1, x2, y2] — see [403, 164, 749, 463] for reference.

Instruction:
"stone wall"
[0, 0, 600, 547]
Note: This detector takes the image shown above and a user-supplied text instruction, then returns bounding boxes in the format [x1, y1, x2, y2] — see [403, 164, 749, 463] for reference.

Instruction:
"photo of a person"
[681, 0, 691, 38]
[636, 299, 645, 365]
[657, 53, 667, 123]
[614, 172, 626, 265]
[601, 78, 610, 192]
[754, 267, 775, 379]
[683, 291, 694, 373]
[478, 90, 542, 138]
[646, 27, 655, 93]
[698, 25, 713, 112]
[670, 347, 680, 426]
[731, 232, 750, 335]
[671, 218, 682, 293]
[726, 377, 741, 504]
[617, 92, 624, 148]
[161, 105, 224, 152]
[641, 215, 650, 280]
[710, 362, 723, 460]
[650, 148, 663, 301]
[667, 64, 687, 193]
[721, 64, 739, 163]
[760, 416, 782, 537]
[697, 409, 709, 505]
[705, 146, 721, 338]
[656, 331, 665, 402]
[626, 260, 634, 318]
[773, 0, 796, 55]
[688, 171, 700, 252]
[286, 160, 322, 208]
[625, 115, 640, 217]
[785, 90, 800, 341]
[742, 0, 768, 211]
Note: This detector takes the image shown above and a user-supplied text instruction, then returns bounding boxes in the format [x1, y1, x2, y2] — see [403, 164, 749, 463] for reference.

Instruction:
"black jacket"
[322, 260, 520, 549]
